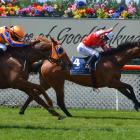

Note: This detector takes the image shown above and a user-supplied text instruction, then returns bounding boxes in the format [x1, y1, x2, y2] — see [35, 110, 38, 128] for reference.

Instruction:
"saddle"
[70, 56, 100, 75]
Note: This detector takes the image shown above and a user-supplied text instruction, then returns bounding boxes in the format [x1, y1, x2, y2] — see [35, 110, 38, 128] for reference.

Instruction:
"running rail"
[122, 65, 140, 71]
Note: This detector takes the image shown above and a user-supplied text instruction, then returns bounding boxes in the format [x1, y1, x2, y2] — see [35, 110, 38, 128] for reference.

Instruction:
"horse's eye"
[56, 47, 64, 54]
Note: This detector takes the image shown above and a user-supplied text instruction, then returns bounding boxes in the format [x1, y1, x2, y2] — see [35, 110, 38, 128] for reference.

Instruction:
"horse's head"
[49, 37, 72, 69]
[8, 37, 72, 69]
[28, 40, 52, 63]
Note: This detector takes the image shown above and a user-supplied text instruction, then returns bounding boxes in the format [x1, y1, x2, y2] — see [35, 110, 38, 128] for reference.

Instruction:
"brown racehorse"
[20, 40, 140, 117]
[0, 39, 66, 119]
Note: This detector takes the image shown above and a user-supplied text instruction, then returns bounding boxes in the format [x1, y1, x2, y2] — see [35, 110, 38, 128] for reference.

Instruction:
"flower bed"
[0, 0, 140, 19]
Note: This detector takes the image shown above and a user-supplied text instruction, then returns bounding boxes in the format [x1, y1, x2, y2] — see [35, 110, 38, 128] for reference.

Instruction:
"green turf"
[0, 107, 140, 140]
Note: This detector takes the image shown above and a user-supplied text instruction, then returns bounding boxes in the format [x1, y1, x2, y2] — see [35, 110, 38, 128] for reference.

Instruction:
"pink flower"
[108, 9, 115, 17]
[101, 3, 106, 9]
[128, 3, 136, 15]
[1, 13, 7, 17]
[68, 4, 76, 11]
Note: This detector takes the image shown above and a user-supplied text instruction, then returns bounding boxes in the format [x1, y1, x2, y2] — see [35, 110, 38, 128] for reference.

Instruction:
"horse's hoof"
[134, 104, 140, 111]
[58, 115, 66, 120]
[19, 111, 24, 115]
[67, 114, 72, 117]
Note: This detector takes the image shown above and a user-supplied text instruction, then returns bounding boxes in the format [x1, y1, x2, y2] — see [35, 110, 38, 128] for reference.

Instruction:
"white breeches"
[0, 43, 7, 51]
[77, 42, 99, 57]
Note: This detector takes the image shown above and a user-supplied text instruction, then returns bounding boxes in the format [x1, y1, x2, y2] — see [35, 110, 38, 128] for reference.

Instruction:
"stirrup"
[85, 64, 90, 69]
[0, 49, 4, 55]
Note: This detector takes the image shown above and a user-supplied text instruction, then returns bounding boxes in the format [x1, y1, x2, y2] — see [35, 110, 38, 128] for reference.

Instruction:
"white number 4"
[73, 58, 80, 66]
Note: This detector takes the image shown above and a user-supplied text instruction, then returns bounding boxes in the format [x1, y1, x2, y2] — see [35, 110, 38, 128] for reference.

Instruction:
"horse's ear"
[50, 36, 59, 45]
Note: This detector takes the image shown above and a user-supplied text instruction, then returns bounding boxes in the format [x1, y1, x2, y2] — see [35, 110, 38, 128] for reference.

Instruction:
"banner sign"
[0, 17, 140, 57]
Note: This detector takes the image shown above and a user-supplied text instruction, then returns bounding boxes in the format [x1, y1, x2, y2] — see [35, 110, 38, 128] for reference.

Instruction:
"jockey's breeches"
[77, 42, 99, 57]
[0, 43, 7, 51]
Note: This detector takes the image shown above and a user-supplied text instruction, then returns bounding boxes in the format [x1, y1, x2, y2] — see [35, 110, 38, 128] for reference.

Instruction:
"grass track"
[0, 107, 140, 140]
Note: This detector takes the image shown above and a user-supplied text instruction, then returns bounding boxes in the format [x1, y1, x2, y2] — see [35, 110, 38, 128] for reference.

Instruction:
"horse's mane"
[6, 45, 29, 57]
[6, 42, 48, 55]
[101, 41, 140, 56]
[7, 44, 31, 52]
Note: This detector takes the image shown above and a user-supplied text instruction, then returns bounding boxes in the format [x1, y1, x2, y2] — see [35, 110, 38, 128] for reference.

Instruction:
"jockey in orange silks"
[0, 25, 27, 55]
[77, 28, 113, 68]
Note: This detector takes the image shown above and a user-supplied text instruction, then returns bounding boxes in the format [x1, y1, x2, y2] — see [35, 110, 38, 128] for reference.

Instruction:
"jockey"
[0, 25, 33, 55]
[77, 28, 113, 68]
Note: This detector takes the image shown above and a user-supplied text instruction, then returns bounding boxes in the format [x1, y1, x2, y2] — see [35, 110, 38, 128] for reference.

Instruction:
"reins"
[49, 42, 63, 65]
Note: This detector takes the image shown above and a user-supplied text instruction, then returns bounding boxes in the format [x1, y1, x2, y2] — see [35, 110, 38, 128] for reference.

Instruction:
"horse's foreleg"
[19, 97, 32, 115]
[12, 79, 63, 119]
[110, 79, 140, 110]
[118, 88, 140, 111]
[39, 72, 53, 107]
[118, 88, 138, 104]
[122, 83, 139, 103]
[118, 83, 140, 111]
[55, 87, 72, 117]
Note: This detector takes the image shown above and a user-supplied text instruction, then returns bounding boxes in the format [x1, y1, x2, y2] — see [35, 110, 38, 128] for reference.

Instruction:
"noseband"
[49, 43, 70, 69]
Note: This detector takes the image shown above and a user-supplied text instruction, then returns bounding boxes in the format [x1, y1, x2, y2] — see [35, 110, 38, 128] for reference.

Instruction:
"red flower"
[0, 7, 4, 13]
[12, 0, 16, 3]
[32, 2, 38, 7]
[86, 8, 94, 15]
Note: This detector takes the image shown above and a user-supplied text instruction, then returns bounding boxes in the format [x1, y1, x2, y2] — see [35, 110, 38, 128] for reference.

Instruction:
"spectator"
[75, 0, 87, 4]
[0, 0, 5, 3]
[37, 0, 48, 3]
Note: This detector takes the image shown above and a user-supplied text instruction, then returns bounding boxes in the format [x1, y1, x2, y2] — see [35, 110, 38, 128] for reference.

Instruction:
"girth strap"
[91, 70, 98, 88]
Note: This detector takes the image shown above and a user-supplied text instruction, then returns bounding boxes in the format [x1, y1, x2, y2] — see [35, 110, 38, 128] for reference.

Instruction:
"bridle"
[49, 42, 72, 69]
[49, 43, 64, 64]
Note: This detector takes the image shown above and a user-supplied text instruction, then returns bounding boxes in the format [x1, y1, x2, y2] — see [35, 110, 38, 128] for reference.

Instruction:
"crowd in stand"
[0, 0, 140, 19]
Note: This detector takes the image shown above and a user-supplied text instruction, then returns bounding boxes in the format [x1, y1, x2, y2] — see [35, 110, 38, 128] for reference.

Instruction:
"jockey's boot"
[85, 55, 98, 69]
[0, 48, 4, 56]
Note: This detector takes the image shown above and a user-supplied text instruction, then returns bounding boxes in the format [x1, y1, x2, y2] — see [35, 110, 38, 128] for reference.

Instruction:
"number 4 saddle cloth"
[70, 56, 100, 75]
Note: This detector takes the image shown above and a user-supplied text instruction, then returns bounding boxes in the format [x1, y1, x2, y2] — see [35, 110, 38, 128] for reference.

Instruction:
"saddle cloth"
[70, 56, 99, 75]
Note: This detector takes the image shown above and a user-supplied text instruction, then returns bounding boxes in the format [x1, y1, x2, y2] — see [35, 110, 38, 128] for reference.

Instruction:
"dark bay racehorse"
[20, 41, 140, 117]
[0, 40, 64, 119]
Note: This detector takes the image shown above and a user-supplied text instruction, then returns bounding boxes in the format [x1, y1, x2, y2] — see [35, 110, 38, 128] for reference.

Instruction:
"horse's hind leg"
[19, 89, 52, 115]
[12, 78, 63, 119]
[19, 75, 52, 115]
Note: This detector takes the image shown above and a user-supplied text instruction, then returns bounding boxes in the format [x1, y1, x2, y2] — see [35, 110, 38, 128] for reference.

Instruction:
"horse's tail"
[30, 60, 44, 74]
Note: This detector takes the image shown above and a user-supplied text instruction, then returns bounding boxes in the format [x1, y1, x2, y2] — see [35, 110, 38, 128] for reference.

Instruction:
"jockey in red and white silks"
[77, 28, 113, 68]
